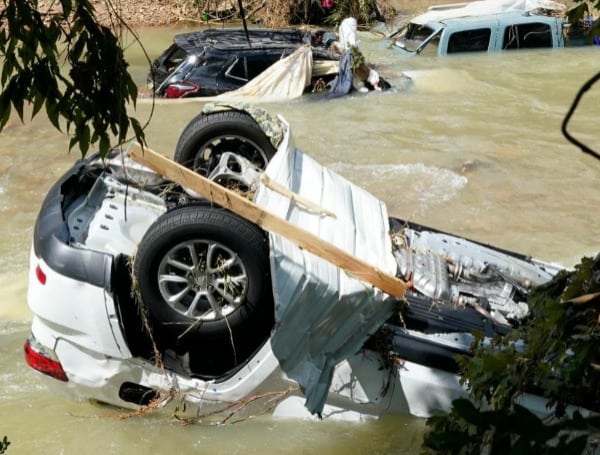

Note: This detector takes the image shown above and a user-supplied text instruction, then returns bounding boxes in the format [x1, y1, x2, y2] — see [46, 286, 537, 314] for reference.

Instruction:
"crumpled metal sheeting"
[254, 121, 398, 415]
[268, 236, 398, 414]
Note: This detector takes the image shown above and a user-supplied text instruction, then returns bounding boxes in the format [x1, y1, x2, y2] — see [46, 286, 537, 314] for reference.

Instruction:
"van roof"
[410, 0, 565, 25]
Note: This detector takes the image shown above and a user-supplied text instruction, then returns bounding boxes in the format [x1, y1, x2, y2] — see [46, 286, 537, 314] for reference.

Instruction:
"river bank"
[35, 0, 480, 28]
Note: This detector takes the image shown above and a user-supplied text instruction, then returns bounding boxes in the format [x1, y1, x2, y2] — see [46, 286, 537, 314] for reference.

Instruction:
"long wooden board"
[129, 144, 407, 299]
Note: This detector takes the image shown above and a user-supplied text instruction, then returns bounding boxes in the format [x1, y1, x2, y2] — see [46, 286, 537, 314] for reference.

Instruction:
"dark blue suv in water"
[148, 28, 340, 98]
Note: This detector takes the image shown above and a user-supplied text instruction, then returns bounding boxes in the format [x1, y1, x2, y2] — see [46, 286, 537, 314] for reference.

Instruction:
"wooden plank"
[129, 144, 406, 299]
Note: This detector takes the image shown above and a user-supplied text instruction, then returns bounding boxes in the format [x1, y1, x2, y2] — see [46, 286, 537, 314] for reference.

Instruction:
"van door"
[442, 26, 495, 54]
[501, 21, 556, 50]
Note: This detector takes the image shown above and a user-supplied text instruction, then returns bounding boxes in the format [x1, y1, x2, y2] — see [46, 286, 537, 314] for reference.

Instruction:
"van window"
[503, 23, 552, 49]
[447, 28, 492, 53]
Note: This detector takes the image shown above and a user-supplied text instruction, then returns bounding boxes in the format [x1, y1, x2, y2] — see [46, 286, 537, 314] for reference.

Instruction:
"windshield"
[394, 23, 441, 54]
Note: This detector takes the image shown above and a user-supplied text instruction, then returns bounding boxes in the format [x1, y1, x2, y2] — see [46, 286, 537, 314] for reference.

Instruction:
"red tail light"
[164, 81, 200, 98]
[24, 336, 68, 382]
[35, 264, 47, 285]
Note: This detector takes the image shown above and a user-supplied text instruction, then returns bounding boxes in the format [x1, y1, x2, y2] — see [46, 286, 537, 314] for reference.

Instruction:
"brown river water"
[1, 25, 599, 454]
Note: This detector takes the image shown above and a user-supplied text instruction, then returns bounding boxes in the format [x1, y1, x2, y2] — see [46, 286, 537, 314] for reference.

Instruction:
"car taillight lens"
[164, 81, 200, 98]
[24, 335, 68, 382]
[35, 264, 46, 285]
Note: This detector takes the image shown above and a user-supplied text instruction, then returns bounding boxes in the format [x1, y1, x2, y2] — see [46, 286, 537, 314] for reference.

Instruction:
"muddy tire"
[174, 110, 276, 176]
[134, 204, 273, 374]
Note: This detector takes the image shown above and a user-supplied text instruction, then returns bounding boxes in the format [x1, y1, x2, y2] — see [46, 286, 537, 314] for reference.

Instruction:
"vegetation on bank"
[227, 0, 396, 28]
[0, 0, 396, 157]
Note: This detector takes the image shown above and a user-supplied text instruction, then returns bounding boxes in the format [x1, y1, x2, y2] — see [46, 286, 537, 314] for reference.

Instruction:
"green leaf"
[31, 92, 44, 118]
[99, 134, 111, 157]
[10, 87, 25, 121]
[0, 93, 11, 130]
[451, 398, 484, 426]
[45, 99, 61, 130]
[130, 117, 145, 145]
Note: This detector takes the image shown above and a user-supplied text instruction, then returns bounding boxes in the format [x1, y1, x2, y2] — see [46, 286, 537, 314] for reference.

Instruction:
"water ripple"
[331, 162, 468, 216]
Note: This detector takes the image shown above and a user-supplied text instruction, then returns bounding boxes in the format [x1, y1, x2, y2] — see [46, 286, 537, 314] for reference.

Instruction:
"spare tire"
[174, 110, 277, 176]
[133, 204, 274, 373]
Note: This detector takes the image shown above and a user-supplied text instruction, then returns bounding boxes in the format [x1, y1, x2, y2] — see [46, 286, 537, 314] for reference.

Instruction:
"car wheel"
[133, 204, 273, 370]
[174, 110, 277, 177]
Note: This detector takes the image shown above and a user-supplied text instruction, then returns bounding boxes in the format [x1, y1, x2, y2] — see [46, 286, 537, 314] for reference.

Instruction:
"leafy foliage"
[459, 256, 600, 415]
[424, 253, 600, 454]
[567, 0, 600, 43]
[251, 0, 394, 28]
[424, 399, 600, 455]
[0, 0, 145, 157]
[0, 436, 9, 454]
[326, 0, 387, 25]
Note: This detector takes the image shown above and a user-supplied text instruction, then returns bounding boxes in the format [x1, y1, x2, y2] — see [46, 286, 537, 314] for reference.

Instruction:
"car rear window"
[447, 28, 492, 53]
[163, 44, 187, 72]
[502, 23, 553, 49]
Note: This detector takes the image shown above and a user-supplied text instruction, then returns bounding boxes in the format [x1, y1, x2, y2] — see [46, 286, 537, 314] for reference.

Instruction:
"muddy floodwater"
[1, 25, 599, 454]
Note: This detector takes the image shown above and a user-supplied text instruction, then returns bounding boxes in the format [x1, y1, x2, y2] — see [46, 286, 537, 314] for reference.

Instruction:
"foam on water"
[332, 162, 468, 217]
[401, 68, 478, 93]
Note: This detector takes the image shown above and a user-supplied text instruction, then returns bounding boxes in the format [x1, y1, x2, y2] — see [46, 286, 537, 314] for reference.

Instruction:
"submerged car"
[148, 19, 395, 100]
[25, 105, 569, 420]
[148, 28, 341, 98]
[390, 0, 589, 56]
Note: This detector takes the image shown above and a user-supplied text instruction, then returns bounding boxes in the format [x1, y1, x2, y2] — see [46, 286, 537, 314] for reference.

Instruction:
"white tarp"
[253, 119, 398, 415]
[215, 46, 313, 102]
[412, 0, 566, 25]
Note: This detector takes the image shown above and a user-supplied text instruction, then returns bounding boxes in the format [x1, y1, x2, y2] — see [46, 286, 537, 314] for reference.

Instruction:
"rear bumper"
[33, 159, 113, 290]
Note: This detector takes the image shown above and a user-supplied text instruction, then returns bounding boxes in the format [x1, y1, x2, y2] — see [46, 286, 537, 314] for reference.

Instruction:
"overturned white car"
[24, 105, 563, 421]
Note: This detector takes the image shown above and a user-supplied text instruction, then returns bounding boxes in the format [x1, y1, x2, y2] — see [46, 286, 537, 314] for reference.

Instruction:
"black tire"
[134, 204, 274, 369]
[174, 110, 276, 176]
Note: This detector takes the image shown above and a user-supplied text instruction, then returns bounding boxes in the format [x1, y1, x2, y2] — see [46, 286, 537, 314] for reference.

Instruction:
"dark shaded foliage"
[0, 436, 9, 454]
[424, 251, 600, 453]
[0, 0, 145, 157]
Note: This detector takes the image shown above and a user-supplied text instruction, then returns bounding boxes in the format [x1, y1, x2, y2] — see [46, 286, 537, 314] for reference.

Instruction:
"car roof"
[173, 28, 310, 52]
[422, 10, 562, 29]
